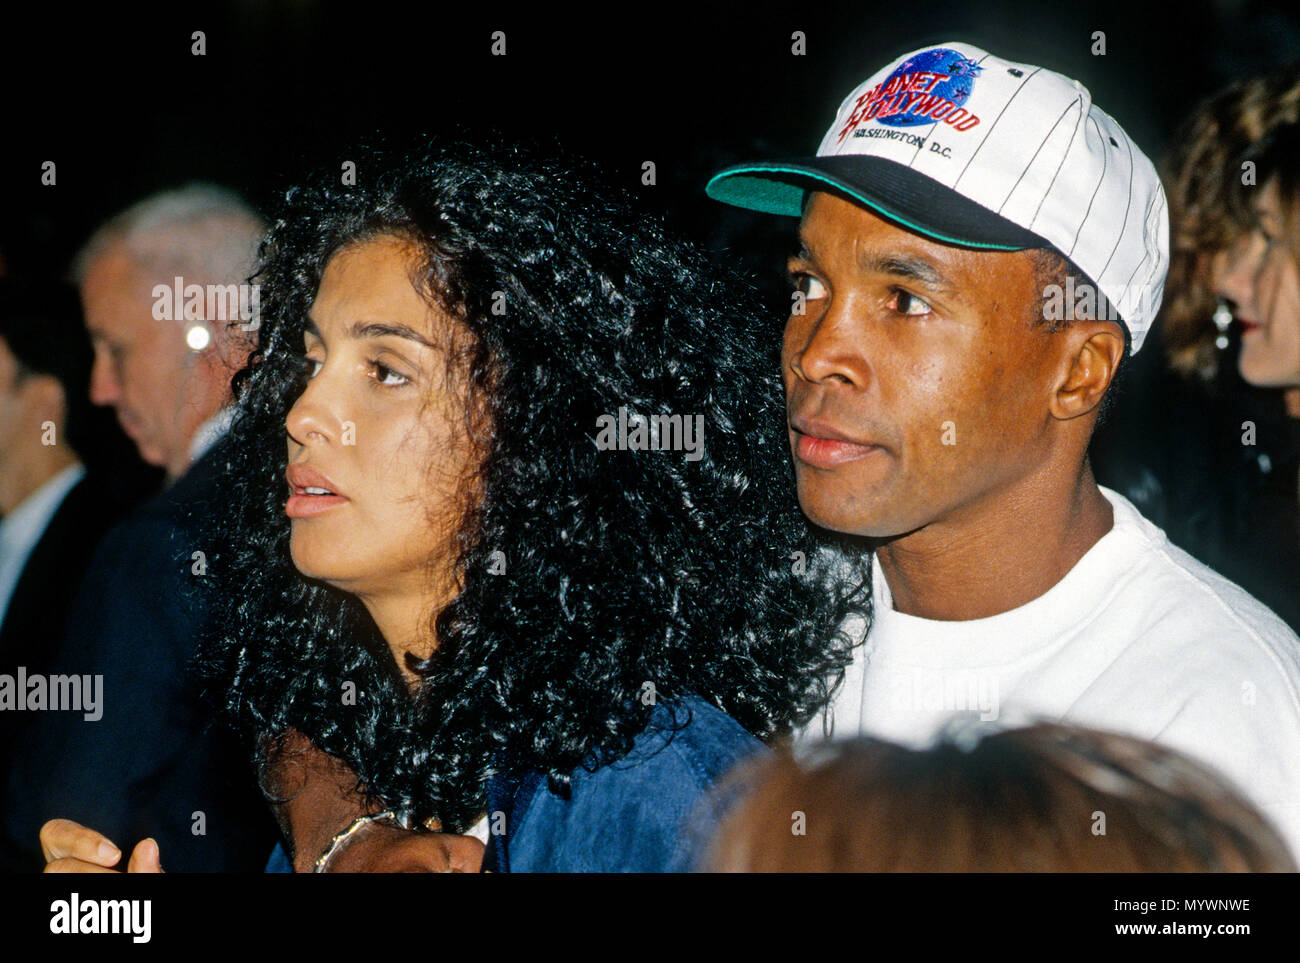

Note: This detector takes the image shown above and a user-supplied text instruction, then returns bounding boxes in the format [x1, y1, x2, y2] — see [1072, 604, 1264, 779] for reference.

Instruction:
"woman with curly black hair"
[43, 136, 870, 873]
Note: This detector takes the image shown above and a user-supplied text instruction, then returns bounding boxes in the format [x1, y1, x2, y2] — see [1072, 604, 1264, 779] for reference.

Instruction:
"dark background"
[4, 0, 1298, 286]
[4, 0, 1299, 530]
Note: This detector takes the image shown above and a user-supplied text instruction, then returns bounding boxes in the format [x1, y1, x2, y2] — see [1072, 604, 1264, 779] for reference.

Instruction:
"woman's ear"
[1048, 321, 1126, 421]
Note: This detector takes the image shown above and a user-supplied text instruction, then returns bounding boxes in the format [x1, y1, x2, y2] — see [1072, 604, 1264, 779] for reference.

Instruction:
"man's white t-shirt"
[800, 486, 1300, 858]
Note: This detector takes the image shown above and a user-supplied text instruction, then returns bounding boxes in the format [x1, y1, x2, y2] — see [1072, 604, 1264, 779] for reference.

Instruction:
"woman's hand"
[323, 822, 484, 873]
[40, 819, 164, 873]
[264, 729, 485, 872]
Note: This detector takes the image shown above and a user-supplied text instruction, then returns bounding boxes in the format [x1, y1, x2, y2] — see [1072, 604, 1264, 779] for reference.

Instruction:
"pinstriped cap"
[707, 42, 1169, 353]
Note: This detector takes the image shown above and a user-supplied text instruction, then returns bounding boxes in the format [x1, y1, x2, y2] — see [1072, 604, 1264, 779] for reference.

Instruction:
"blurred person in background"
[702, 723, 1297, 872]
[0, 281, 145, 811]
[1207, 122, 1300, 622]
[1093, 67, 1300, 631]
[1, 185, 280, 871]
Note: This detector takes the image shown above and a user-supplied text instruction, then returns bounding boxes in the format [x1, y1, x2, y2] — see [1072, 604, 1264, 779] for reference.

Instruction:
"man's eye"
[792, 273, 828, 300]
[895, 290, 932, 316]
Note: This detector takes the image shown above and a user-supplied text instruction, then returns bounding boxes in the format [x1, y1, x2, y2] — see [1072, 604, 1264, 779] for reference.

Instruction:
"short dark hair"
[0, 278, 94, 456]
[1030, 248, 1128, 423]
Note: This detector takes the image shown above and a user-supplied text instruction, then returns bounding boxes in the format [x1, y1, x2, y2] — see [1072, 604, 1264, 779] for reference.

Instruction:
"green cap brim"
[705, 160, 1035, 251]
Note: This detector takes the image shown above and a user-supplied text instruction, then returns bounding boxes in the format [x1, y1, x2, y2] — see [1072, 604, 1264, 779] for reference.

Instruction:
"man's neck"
[0, 446, 79, 516]
[873, 465, 1114, 621]
[163, 406, 228, 483]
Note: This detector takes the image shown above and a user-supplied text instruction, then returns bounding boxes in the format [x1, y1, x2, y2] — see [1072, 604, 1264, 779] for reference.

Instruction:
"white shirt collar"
[188, 406, 235, 466]
[0, 462, 86, 627]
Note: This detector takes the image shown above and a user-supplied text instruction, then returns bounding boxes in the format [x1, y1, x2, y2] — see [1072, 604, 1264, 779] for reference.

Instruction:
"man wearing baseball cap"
[709, 42, 1300, 859]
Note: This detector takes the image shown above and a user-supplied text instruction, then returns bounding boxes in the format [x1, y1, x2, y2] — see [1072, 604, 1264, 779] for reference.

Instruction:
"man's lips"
[789, 416, 883, 469]
[285, 464, 349, 518]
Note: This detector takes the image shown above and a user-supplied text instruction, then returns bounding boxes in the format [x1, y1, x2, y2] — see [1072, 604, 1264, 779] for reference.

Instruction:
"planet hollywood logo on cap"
[705, 40, 1170, 353]
[836, 48, 984, 143]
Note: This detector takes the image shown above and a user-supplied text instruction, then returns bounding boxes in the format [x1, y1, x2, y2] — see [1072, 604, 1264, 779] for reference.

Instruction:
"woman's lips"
[794, 432, 881, 468]
[286, 463, 348, 516]
[286, 492, 349, 518]
[1239, 318, 1263, 335]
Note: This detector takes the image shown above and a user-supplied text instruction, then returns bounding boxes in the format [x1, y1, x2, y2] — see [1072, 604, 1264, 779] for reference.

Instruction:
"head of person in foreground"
[701, 722, 1297, 872]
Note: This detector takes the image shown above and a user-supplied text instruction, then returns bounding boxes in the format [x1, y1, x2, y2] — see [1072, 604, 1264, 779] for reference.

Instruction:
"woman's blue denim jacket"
[265, 696, 762, 873]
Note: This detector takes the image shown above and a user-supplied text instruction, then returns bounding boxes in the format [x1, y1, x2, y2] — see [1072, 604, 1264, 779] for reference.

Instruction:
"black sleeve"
[0, 508, 276, 872]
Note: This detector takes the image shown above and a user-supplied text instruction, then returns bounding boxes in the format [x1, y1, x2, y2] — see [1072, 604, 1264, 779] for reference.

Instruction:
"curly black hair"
[194, 135, 871, 832]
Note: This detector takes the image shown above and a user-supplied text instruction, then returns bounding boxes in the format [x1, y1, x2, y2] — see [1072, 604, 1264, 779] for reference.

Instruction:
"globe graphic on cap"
[874, 48, 982, 129]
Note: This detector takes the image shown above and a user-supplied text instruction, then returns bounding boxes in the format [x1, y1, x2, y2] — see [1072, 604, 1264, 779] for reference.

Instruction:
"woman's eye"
[895, 290, 932, 316]
[372, 361, 409, 386]
[306, 358, 323, 378]
[792, 273, 828, 301]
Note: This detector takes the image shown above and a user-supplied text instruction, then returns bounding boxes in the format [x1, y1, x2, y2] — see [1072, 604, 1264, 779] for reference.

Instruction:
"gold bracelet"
[313, 810, 402, 873]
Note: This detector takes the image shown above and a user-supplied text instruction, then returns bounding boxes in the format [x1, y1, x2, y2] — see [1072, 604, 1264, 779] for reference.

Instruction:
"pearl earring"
[1212, 299, 1233, 350]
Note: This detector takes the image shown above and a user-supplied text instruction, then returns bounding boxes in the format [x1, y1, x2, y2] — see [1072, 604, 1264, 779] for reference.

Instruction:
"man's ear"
[1048, 321, 1125, 421]
[197, 321, 253, 376]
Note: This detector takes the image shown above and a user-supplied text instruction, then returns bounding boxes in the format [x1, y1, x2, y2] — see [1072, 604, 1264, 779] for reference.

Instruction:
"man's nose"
[88, 350, 120, 406]
[787, 303, 871, 389]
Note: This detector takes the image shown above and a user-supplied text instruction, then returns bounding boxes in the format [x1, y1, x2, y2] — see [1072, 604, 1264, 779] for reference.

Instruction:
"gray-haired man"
[77, 184, 264, 480]
[2, 185, 279, 872]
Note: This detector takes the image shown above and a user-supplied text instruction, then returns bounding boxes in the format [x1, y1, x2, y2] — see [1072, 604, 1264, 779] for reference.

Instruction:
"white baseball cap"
[707, 42, 1169, 353]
